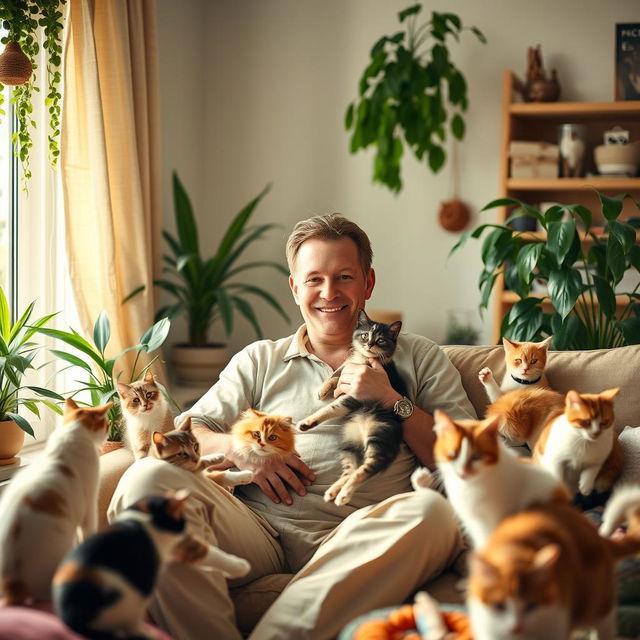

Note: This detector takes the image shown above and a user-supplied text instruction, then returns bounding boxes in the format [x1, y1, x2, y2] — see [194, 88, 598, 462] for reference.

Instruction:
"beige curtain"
[61, 0, 164, 378]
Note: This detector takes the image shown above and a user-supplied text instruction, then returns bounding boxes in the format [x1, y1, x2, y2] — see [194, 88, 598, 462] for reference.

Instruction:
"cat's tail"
[172, 532, 251, 578]
[600, 484, 640, 558]
[411, 467, 445, 495]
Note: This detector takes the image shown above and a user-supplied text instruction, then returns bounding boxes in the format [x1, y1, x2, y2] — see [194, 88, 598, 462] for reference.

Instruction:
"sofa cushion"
[442, 344, 640, 431]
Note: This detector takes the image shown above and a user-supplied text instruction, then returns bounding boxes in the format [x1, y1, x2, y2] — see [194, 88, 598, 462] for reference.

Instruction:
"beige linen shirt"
[181, 325, 475, 571]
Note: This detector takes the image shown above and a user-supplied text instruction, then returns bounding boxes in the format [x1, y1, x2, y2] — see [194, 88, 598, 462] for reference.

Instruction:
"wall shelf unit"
[492, 70, 640, 343]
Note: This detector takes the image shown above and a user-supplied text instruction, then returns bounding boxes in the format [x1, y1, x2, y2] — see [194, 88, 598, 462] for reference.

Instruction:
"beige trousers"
[108, 458, 463, 640]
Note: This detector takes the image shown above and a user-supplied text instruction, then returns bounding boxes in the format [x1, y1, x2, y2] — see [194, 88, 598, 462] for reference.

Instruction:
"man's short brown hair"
[286, 214, 373, 274]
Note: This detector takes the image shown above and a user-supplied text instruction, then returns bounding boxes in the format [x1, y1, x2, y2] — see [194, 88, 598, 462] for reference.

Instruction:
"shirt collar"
[283, 325, 312, 361]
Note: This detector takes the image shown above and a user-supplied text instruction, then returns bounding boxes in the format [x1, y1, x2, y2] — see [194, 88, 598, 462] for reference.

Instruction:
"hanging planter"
[0, 0, 67, 184]
[0, 41, 33, 86]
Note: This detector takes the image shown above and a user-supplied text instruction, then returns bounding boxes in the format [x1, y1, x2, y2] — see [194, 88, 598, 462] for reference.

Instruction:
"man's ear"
[364, 268, 375, 300]
[289, 274, 300, 306]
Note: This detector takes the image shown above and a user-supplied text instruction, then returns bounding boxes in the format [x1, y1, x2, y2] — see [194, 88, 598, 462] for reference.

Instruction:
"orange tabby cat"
[467, 497, 640, 640]
[485, 387, 565, 449]
[534, 388, 622, 497]
[230, 408, 298, 467]
[479, 336, 552, 404]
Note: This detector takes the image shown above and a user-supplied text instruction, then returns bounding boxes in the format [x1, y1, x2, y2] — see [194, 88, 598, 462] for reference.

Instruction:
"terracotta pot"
[0, 420, 25, 465]
[0, 41, 33, 86]
[171, 343, 230, 386]
[100, 440, 125, 456]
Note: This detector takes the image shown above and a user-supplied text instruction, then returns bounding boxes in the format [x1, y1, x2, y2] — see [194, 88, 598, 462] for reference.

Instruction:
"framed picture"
[615, 23, 640, 101]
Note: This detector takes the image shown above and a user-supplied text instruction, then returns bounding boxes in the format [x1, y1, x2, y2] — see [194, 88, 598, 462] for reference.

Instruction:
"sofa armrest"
[98, 447, 134, 530]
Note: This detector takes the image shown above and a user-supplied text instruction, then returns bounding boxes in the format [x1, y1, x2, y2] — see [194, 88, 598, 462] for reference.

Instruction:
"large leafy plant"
[451, 192, 640, 350]
[0, 0, 66, 181]
[346, 3, 485, 193]
[128, 172, 290, 347]
[0, 287, 63, 436]
[39, 312, 171, 441]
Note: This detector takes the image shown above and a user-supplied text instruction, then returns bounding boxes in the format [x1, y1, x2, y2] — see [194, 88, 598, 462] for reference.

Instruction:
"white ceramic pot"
[171, 344, 230, 386]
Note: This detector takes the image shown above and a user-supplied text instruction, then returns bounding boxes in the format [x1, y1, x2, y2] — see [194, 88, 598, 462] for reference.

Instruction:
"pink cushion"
[0, 605, 174, 639]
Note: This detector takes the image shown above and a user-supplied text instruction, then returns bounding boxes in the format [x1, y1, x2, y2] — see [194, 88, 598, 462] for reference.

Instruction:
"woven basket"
[0, 41, 33, 86]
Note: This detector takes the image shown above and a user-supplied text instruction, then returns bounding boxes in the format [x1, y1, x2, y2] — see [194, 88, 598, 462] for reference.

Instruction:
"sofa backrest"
[443, 343, 640, 431]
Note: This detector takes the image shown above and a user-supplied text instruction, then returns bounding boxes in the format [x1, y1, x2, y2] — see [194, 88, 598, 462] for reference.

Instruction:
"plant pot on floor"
[172, 344, 230, 386]
[0, 420, 25, 465]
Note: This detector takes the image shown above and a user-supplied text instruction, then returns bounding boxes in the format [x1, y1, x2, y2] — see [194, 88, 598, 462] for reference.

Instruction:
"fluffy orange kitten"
[485, 387, 565, 449]
[230, 409, 298, 466]
[467, 496, 640, 640]
[479, 336, 552, 404]
[533, 388, 622, 497]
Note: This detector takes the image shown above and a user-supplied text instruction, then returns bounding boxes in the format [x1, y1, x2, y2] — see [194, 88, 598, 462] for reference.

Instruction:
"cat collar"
[511, 374, 542, 385]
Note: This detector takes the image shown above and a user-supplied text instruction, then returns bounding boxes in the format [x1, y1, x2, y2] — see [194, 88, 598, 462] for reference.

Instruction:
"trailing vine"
[0, 0, 66, 184]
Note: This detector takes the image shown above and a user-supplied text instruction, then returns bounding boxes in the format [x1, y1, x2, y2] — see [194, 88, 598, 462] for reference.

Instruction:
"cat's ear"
[143, 368, 155, 383]
[502, 337, 519, 351]
[481, 414, 501, 438]
[565, 390, 584, 411]
[244, 408, 265, 418]
[152, 431, 167, 447]
[538, 336, 553, 350]
[177, 415, 192, 431]
[94, 402, 113, 417]
[468, 552, 500, 584]
[389, 321, 402, 341]
[116, 382, 131, 399]
[433, 410, 457, 434]
[601, 387, 620, 402]
[532, 543, 560, 580]
[167, 489, 191, 519]
[65, 397, 79, 411]
[281, 417, 294, 429]
[357, 309, 370, 327]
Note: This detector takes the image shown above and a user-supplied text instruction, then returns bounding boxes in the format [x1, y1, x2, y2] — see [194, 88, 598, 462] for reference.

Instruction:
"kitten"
[428, 410, 569, 549]
[117, 369, 174, 460]
[152, 416, 254, 489]
[485, 386, 565, 449]
[297, 310, 409, 506]
[478, 336, 552, 404]
[0, 398, 112, 604]
[467, 497, 640, 640]
[533, 388, 622, 497]
[53, 491, 250, 640]
[229, 408, 298, 468]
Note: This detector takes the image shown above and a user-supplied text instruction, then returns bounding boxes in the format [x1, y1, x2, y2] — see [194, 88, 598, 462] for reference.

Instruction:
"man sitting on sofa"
[109, 213, 476, 639]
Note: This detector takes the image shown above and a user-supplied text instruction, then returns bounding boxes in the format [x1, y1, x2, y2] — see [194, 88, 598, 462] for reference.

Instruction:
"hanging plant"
[0, 0, 66, 183]
[345, 4, 486, 193]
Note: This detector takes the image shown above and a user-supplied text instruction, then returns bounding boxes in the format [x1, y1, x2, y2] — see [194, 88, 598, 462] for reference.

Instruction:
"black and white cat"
[53, 491, 250, 640]
[297, 310, 409, 506]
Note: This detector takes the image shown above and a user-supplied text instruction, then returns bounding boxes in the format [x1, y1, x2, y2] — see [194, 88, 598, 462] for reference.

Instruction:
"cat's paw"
[478, 367, 493, 384]
[201, 453, 226, 466]
[334, 488, 353, 506]
[324, 485, 340, 503]
[223, 557, 251, 579]
[578, 479, 594, 496]
[296, 418, 318, 432]
[411, 467, 435, 491]
[233, 470, 254, 485]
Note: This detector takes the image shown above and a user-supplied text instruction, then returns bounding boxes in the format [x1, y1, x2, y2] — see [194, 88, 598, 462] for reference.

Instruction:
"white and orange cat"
[152, 416, 254, 489]
[479, 336, 552, 403]
[117, 369, 174, 459]
[485, 386, 565, 449]
[229, 408, 298, 467]
[419, 410, 569, 549]
[0, 398, 112, 604]
[467, 492, 640, 640]
[533, 388, 622, 497]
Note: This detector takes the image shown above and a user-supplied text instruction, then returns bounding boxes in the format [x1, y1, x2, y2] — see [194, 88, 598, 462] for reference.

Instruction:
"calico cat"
[467, 496, 640, 640]
[0, 398, 112, 604]
[229, 408, 298, 467]
[117, 369, 174, 460]
[297, 310, 409, 506]
[152, 416, 254, 489]
[533, 388, 623, 497]
[427, 410, 569, 549]
[479, 336, 552, 404]
[53, 491, 250, 640]
[485, 386, 565, 449]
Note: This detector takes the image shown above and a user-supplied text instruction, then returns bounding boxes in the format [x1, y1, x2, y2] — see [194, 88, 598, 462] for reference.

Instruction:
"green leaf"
[629, 245, 640, 272]
[345, 103, 354, 130]
[481, 197, 522, 212]
[25, 386, 64, 400]
[172, 172, 199, 255]
[547, 220, 577, 268]
[547, 267, 583, 319]
[93, 310, 110, 354]
[507, 301, 543, 342]
[471, 26, 487, 44]
[599, 193, 624, 221]
[231, 296, 263, 339]
[49, 349, 93, 374]
[592, 275, 616, 319]
[606, 236, 626, 284]
[398, 5, 422, 22]
[122, 284, 145, 304]
[451, 113, 465, 140]
[138, 317, 171, 353]
[516, 243, 543, 289]
[0, 286, 10, 340]
[216, 289, 234, 337]
[6, 412, 34, 438]
[620, 316, 640, 345]
[37, 328, 104, 368]
[607, 220, 637, 253]
[428, 145, 446, 173]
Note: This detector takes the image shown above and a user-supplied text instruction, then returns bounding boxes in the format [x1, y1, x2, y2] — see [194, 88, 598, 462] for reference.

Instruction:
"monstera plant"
[345, 3, 485, 193]
[451, 192, 640, 350]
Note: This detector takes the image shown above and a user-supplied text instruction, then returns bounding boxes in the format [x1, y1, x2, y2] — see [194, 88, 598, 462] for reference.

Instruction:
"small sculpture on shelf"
[558, 124, 586, 178]
[513, 45, 561, 102]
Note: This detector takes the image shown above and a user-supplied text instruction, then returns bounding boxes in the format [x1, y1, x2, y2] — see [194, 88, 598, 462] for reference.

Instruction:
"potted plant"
[126, 172, 290, 385]
[0, 0, 66, 182]
[451, 192, 640, 350]
[0, 287, 64, 464]
[39, 312, 172, 445]
[345, 3, 485, 193]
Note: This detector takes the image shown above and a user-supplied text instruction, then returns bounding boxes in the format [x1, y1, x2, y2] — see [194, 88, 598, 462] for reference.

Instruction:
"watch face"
[395, 398, 413, 418]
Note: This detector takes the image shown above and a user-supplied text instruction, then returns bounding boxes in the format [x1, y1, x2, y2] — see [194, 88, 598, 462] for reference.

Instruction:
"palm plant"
[127, 172, 290, 346]
[0, 287, 63, 436]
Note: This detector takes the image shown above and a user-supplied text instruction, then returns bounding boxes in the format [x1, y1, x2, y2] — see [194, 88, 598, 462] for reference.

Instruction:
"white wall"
[157, 0, 638, 353]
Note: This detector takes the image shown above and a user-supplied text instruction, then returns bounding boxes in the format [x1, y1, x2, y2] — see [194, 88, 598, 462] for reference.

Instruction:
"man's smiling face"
[289, 237, 375, 346]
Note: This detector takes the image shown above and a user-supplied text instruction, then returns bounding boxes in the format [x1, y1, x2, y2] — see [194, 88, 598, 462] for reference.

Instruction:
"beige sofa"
[97, 343, 640, 634]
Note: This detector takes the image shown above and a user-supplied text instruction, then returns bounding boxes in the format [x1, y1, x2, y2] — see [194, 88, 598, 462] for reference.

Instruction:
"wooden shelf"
[507, 178, 640, 191]
[501, 291, 630, 307]
[509, 101, 640, 119]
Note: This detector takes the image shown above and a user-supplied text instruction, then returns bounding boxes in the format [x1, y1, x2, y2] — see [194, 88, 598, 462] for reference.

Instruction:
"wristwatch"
[393, 396, 414, 419]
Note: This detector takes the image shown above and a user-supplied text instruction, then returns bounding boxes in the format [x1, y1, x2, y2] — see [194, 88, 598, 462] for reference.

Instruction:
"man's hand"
[333, 359, 399, 406]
